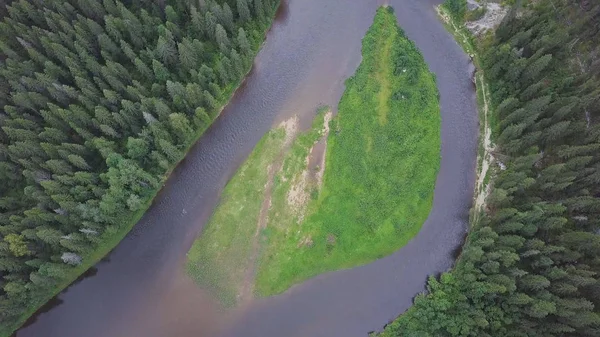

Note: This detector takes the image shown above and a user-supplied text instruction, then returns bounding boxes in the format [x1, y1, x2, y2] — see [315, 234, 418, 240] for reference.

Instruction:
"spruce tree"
[237, 0, 251, 22]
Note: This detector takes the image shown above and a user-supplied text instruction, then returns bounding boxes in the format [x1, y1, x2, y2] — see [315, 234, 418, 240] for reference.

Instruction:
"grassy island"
[187, 6, 441, 303]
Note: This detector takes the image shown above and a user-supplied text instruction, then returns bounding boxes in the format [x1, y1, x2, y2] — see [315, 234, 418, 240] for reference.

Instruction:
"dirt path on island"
[238, 110, 333, 302]
[238, 116, 300, 303]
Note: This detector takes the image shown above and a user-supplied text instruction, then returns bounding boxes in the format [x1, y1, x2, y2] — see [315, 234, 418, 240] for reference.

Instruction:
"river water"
[15, 0, 477, 336]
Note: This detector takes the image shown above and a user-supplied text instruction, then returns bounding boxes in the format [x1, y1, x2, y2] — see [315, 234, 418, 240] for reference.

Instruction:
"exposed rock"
[467, 0, 480, 11]
[466, 3, 508, 36]
[80, 228, 98, 235]
[61, 252, 82, 265]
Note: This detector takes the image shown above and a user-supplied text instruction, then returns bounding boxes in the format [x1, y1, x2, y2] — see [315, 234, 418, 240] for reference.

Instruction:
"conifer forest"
[0, 0, 278, 331]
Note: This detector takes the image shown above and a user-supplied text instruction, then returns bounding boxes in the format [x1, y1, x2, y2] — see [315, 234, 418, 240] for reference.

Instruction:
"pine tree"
[215, 24, 230, 53]
[205, 11, 217, 40]
[253, 0, 265, 21]
[152, 59, 170, 82]
[158, 138, 181, 163]
[237, 28, 251, 55]
[222, 3, 235, 33]
[155, 28, 177, 66]
[230, 49, 244, 79]
[165, 5, 179, 25]
[203, 90, 218, 112]
[216, 60, 230, 86]
[237, 0, 251, 22]
[190, 6, 204, 36]
[169, 113, 194, 145]
[177, 39, 198, 71]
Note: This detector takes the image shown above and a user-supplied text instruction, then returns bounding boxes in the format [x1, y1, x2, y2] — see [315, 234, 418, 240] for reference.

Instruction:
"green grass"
[186, 6, 440, 302]
[185, 107, 329, 304]
[185, 128, 287, 305]
[255, 7, 440, 296]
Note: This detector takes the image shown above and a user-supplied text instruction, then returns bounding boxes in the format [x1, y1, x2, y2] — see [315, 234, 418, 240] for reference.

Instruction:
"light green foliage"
[186, 128, 287, 305]
[255, 7, 440, 296]
[4, 234, 30, 257]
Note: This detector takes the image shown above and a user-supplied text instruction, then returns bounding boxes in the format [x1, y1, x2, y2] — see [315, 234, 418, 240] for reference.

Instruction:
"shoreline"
[188, 6, 442, 305]
[375, 5, 495, 335]
[3, 5, 283, 337]
[435, 4, 496, 227]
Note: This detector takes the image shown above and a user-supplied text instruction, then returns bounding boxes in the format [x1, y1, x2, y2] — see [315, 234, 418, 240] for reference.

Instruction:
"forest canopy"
[0, 0, 279, 333]
[380, 0, 600, 336]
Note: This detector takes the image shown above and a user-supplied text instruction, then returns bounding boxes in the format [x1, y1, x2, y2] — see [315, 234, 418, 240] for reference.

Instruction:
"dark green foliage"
[0, 0, 281, 333]
[381, 0, 600, 336]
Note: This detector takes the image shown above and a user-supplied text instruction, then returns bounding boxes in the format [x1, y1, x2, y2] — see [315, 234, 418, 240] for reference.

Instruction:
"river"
[15, 0, 477, 336]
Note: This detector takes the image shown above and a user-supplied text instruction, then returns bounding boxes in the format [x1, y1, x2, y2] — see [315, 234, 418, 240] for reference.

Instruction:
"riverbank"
[186, 6, 441, 303]
[435, 3, 497, 225]
[3, 7, 281, 337]
[376, 3, 497, 336]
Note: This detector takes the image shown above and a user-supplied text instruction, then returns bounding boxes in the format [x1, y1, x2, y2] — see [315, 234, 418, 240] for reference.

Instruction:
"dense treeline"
[444, 0, 467, 20]
[381, 0, 600, 336]
[0, 0, 278, 331]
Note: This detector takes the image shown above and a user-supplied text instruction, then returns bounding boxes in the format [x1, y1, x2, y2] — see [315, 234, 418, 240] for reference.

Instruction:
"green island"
[186, 7, 441, 302]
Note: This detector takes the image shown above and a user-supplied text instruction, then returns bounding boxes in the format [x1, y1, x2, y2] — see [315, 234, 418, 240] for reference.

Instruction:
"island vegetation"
[0, 0, 280, 335]
[380, 0, 600, 336]
[186, 6, 441, 302]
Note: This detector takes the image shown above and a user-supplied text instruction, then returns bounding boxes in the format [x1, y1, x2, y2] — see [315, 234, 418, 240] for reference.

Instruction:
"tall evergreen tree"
[237, 0, 251, 22]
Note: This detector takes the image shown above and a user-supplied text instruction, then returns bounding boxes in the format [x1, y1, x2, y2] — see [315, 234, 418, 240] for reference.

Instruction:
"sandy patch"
[297, 235, 313, 248]
[313, 111, 332, 187]
[473, 74, 495, 223]
[286, 111, 332, 220]
[278, 115, 299, 147]
[286, 159, 310, 220]
[238, 116, 300, 303]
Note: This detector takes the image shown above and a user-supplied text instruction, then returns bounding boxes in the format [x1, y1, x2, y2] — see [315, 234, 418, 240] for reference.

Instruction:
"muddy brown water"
[15, 0, 478, 336]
